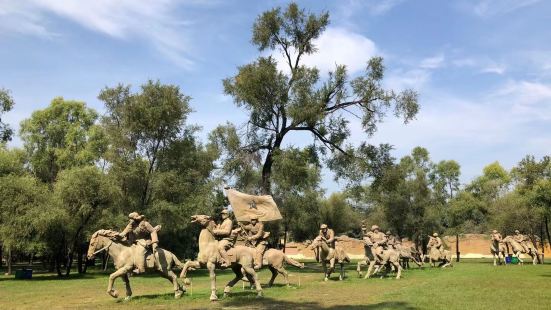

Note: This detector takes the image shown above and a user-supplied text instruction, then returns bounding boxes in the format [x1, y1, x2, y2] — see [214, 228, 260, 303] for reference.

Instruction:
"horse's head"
[191, 214, 212, 227]
[87, 229, 117, 260]
[87, 231, 102, 260]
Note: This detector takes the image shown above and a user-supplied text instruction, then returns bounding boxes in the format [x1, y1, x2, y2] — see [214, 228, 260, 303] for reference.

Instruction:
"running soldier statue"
[118, 212, 160, 274]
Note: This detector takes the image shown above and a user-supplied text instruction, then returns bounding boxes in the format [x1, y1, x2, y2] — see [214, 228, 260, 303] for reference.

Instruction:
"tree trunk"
[261, 151, 274, 195]
[283, 226, 288, 253]
[545, 216, 551, 253]
[6, 247, 12, 275]
[0, 245, 3, 268]
[455, 234, 460, 262]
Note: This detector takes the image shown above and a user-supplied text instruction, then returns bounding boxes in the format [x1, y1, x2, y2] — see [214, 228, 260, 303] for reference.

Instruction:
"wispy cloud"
[273, 27, 378, 75]
[473, 0, 541, 17]
[419, 54, 445, 69]
[0, 0, 199, 68]
[339, 0, 406, 18]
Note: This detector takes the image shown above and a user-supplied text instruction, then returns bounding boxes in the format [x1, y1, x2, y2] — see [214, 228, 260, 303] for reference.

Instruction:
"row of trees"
[352, 147, 551, 253]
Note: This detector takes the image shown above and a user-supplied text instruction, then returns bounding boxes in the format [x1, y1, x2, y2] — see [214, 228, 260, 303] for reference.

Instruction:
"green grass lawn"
[1, 259, 551, 309]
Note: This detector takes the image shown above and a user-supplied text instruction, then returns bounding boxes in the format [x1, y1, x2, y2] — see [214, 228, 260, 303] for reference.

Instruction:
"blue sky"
[1, 0, 551, 192]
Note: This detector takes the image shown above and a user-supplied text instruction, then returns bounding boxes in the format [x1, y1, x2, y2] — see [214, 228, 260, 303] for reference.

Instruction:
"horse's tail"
[284, 254, 304, 268]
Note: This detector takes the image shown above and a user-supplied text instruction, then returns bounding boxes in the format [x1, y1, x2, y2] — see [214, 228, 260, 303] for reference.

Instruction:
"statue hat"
[433, 232, 438, 237]
[220, 209, 229, 215]
[320, 224, 328, 229]
[128, 212, 144, 221]
[371, 225, 379, 231]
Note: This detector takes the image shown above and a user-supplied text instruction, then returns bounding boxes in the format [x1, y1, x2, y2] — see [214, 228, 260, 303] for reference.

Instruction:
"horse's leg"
[365, 261, 376, 279]
[224, 265, 243, 298]
[180, 260, 200, 280]
[267, 266, 278, 287]
[493, 252, 497, 266]
[339, 263, 344, 281]
[322, 261, 328, 281]
[277, 267, 290, 287]
[165, 270, 184, 298]
[394, 262, 402, 279]
[207, 261, 218, 301]
[242, 266, 262, 297]
[107, 266, 131, 298]
[122, 274, 132, 301]
[357, 259, 367, 277]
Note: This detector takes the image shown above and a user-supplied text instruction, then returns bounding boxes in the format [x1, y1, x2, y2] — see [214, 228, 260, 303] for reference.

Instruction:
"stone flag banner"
[225, 188, 282, 222]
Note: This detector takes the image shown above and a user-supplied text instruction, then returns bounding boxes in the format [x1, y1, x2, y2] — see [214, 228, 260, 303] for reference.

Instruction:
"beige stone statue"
[212, 209, 233, 267]
[490, 229, 507, 266]
[179, 215, 304, 300]
[242, 215, 268, 270]
[513, 230, 532, 253]
[118, 212, 159, 274]
[503, 234, 539, 265]
[358, 225, 402, 279]
[426, 234, 452, 267]
[87, 229, 185, 300]
[309, 224, 350, 281]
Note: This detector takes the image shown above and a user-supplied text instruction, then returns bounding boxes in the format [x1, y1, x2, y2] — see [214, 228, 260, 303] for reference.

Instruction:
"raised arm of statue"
[119, 220, 134, 238]
[143, 221, 159, 244]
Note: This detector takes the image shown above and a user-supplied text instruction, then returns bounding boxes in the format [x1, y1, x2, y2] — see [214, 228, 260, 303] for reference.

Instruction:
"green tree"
[0, 175, 51, 274]
[0, 88, 15, 142]
[430, 160, 461, 202]
[19, 97, 106, 183]
[98, 80, 192, 211]
[52, 165, 118, 276]
[220, 2, 418, 194]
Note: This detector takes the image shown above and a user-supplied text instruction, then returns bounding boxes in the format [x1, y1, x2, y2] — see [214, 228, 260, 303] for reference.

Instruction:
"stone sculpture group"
[86, 189, 544, 301]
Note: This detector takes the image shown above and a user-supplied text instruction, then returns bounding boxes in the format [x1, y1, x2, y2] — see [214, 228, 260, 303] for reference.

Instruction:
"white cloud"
[480, 63, 506, 74]
[419, 54, 445, 69]
[274, 27, 377, 75]
[340, 0, 406, 17]
[473, 0, 541, 17]
[0, 0, 197, 68]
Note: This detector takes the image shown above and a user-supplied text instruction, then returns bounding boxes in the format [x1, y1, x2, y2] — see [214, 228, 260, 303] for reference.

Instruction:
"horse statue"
[179, 215, 262, 301]
[308, 238, 350, 281]
[357, 243, 402, 279]
[426, 237, 452, 268]
[502, 236, 539, 265]
[87, 229, 185, 300]
[395, 244, 423, 269]
[233, 237, 305, 288]
[490, 238, 507, 266]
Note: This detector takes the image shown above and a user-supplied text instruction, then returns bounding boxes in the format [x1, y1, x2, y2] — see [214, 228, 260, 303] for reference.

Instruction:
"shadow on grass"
[220, 296, 419, 309]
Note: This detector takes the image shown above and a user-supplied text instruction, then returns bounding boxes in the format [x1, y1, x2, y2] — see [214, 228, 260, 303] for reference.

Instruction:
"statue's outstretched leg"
[122, 274, 132, 301]
[207, 261, 218, 301]
[107, 266, 132, 298]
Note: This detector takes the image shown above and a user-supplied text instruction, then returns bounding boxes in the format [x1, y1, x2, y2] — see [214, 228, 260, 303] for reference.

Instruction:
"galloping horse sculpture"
[502, 236, 539, 265]
[87, 229, 185, 300]
[426, 237, 452, 268]
[309, 238, 349, 281]
[490, 238, 507, 266]
[357, 244, 402, 279]
[179, 215, 262, 301]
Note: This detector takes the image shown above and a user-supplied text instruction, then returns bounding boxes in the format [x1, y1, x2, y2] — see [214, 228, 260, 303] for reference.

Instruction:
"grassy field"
[1, 259, 551, 309]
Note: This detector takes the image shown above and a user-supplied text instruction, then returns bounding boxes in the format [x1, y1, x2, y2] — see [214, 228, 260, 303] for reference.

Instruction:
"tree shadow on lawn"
[221, 296, 419, 310]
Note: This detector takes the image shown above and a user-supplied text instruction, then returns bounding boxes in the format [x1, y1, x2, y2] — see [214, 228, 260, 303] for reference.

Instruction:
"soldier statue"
[211, 209, 234, 267]
[243, 215, 268, 270]
[430, 232, 444, 257]
[386, 231, 398, 249]
[118, 212, 160, 274]
[491, 229, 503, 243]
[513, 229, 530, 253]
[365, 225, 387, 262]
[316, 224, 336, 248]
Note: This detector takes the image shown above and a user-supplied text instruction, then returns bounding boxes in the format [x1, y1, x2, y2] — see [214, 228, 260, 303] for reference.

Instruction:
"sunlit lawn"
[1, 259, 551, 309]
